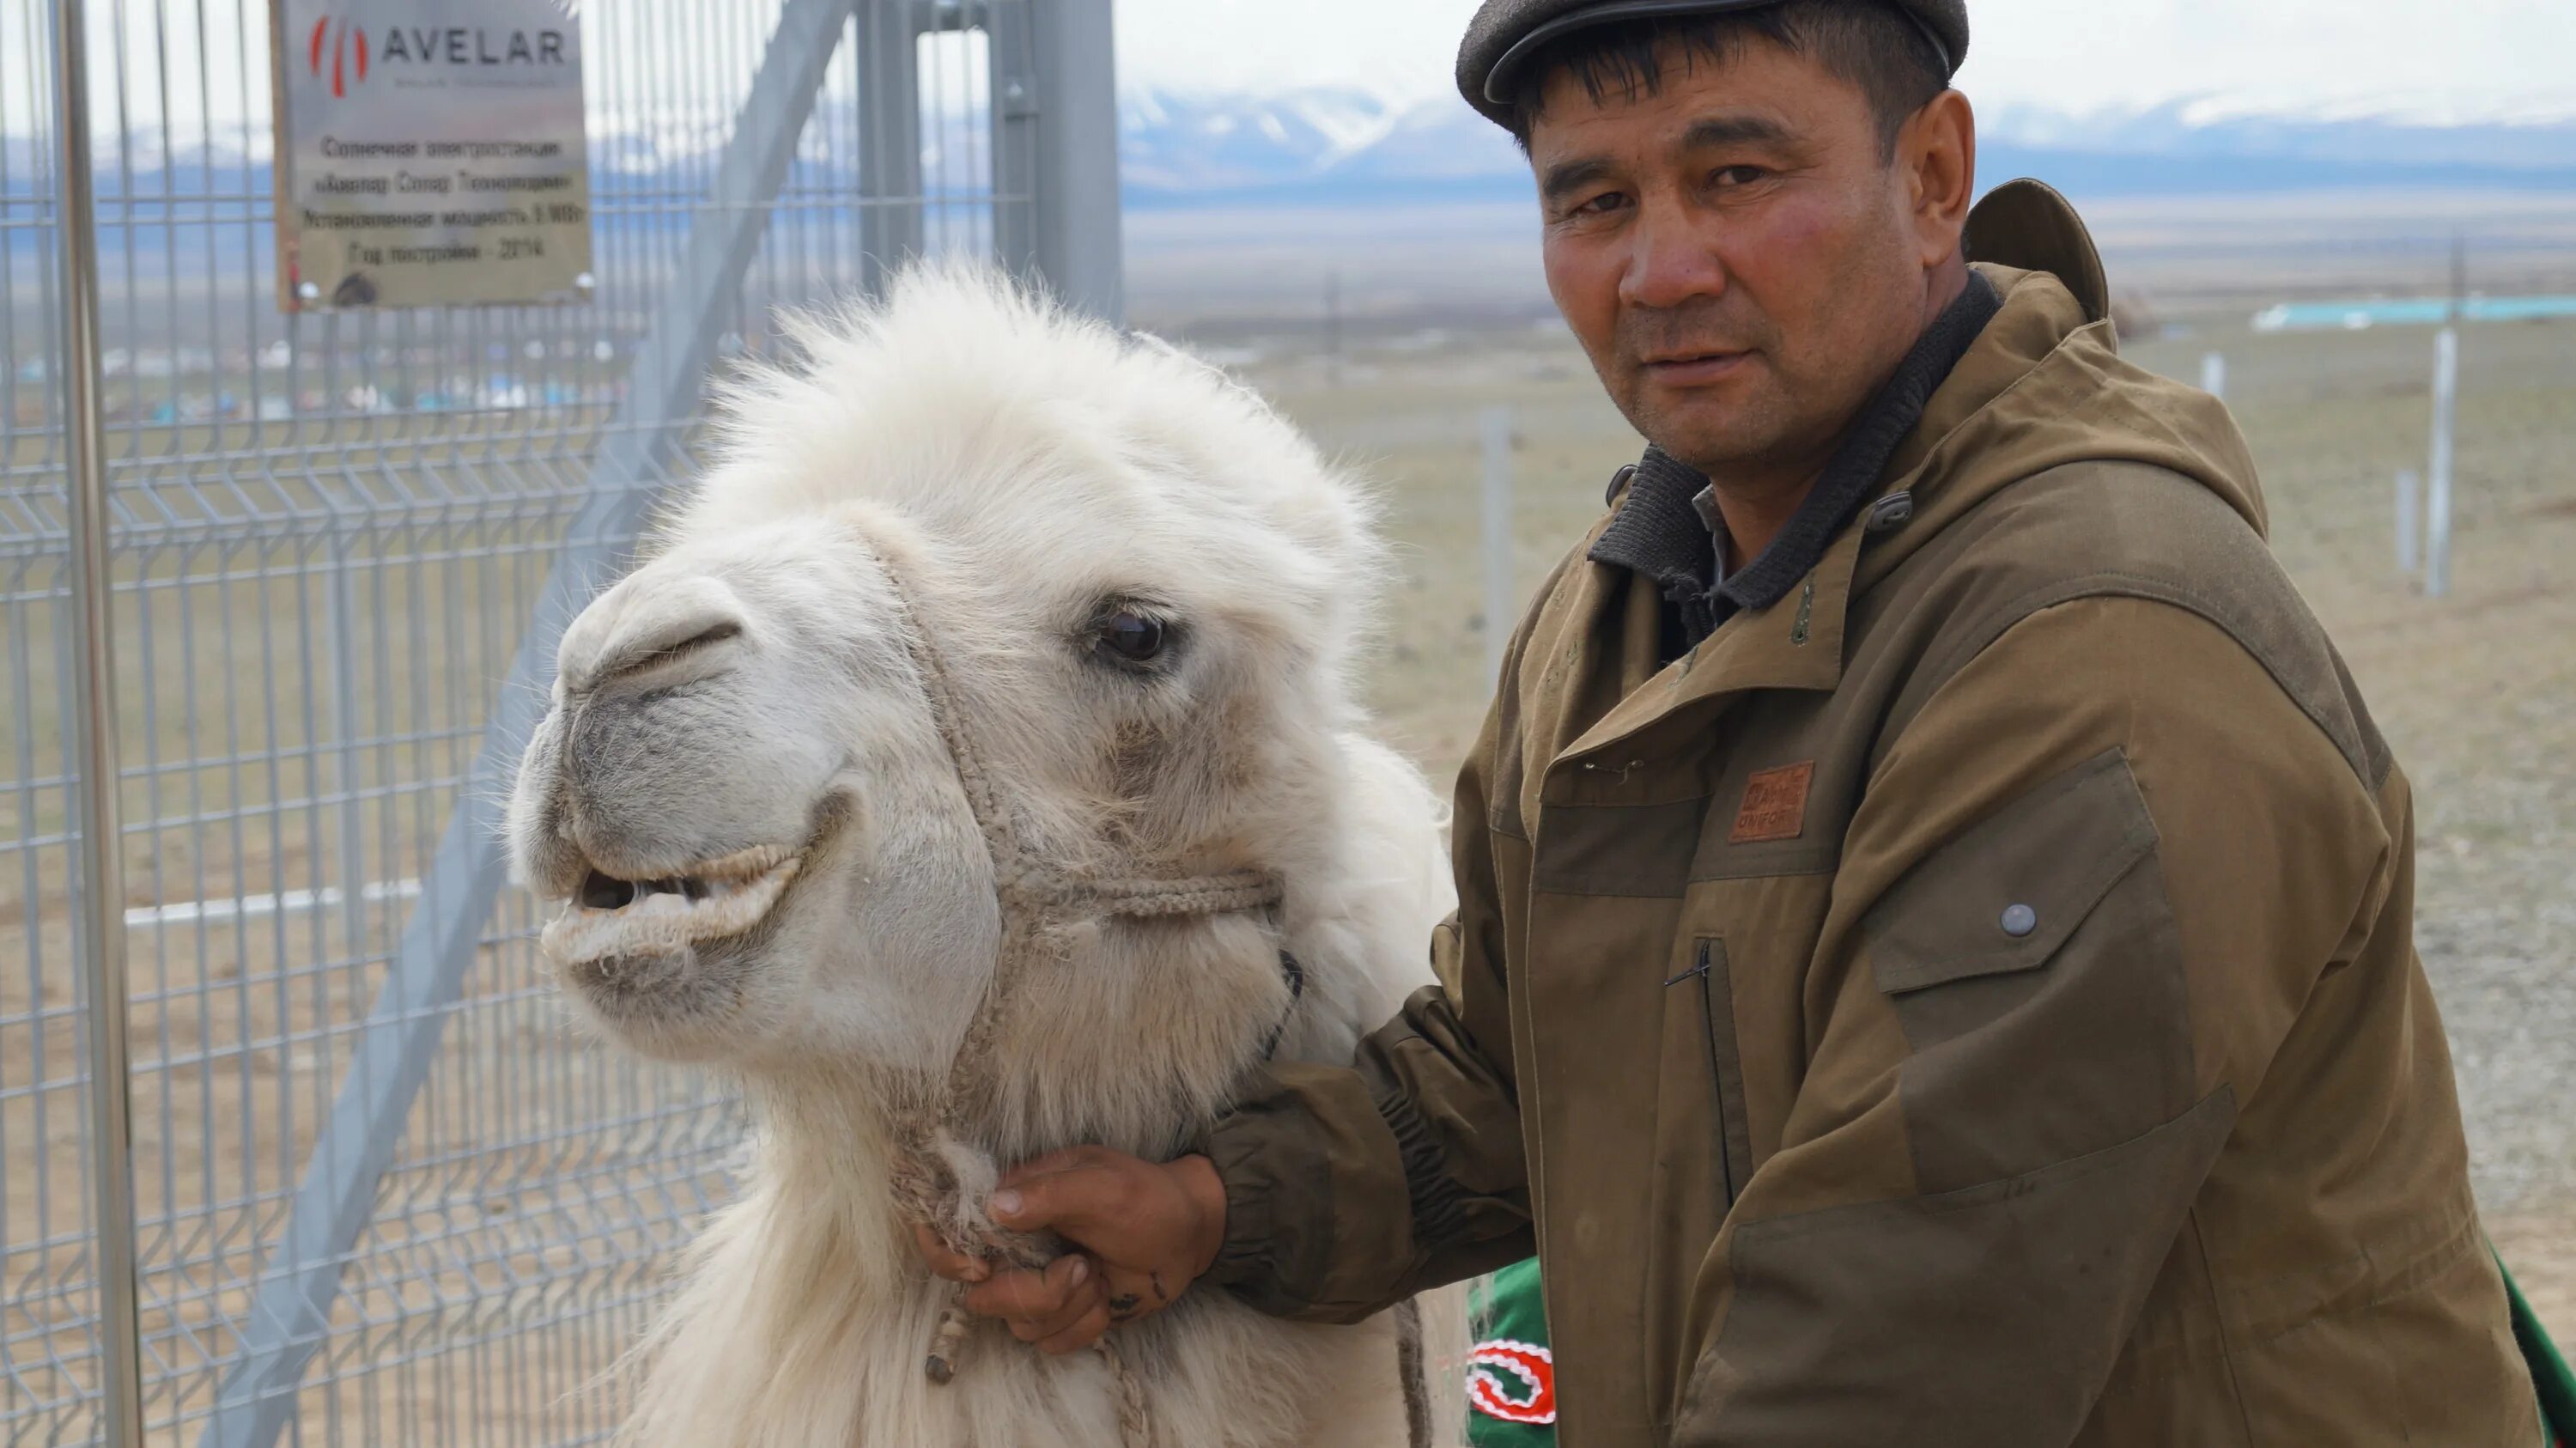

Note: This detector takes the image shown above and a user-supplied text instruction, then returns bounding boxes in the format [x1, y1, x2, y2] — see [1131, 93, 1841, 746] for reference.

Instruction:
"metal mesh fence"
[3, 0, 1102, 1441]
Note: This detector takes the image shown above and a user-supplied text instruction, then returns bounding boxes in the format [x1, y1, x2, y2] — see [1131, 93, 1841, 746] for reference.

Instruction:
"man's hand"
[913, 1147, 1228, 1355]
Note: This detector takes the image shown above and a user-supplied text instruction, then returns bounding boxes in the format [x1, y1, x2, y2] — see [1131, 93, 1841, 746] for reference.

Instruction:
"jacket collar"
[1561, 516, 1864, 769]
[1960, 178, 2109, 324]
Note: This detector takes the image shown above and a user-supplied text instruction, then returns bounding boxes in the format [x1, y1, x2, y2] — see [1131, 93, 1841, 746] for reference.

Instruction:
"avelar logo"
[304, 15, 570, 92]
[307, 16, 370, 97]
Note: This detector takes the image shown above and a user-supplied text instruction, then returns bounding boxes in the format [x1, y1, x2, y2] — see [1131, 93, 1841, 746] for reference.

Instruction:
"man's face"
[1530, 37, 1934, 486]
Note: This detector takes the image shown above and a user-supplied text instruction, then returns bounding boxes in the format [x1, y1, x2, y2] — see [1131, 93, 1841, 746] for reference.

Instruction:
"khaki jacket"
[1204, 184, 2537, 1446]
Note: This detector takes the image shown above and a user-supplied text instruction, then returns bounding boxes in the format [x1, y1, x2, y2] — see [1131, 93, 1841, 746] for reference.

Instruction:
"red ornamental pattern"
[1467, 1339, 1558, 1426]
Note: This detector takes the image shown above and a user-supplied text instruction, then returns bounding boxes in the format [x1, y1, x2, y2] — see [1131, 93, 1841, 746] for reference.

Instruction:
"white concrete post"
[2395, 469, 2421, 577]
[2426, 327, 2458, 599]
[2199, 350, 2226, 399]
[1480, 405, 1515, 683]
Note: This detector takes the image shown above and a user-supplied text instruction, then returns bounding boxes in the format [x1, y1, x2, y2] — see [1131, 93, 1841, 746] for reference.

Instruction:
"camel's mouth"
[539, 844, 803, 967]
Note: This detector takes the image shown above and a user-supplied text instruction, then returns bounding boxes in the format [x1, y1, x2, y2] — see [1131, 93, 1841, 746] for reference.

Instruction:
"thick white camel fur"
[505, 266, 1469, 1448]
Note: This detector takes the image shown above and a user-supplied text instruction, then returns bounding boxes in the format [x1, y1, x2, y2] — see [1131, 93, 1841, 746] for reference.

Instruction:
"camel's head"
[505, 271, 1383, 1092]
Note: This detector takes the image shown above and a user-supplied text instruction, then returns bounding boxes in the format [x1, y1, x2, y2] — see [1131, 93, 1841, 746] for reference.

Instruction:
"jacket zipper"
[1678, 939, 1748, 1208]
[1698, 946, 1735, 1206]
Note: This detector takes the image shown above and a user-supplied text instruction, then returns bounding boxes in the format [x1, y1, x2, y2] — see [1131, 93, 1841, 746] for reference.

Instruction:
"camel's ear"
[1123, 328, 1254, 396]
[1127, 327, 1311, 437]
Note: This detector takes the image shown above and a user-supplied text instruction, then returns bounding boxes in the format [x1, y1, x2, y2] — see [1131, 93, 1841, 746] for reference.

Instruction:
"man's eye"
[1572, 191, 1629, 217]
[1710, 165, 1767, 188]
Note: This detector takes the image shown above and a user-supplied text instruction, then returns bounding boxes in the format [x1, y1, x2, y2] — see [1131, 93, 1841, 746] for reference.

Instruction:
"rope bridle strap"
[865, 546, 1291, 1448]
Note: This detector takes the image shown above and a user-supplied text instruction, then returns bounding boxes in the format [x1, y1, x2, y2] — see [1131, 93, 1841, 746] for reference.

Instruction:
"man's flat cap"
[1456, 0, 1967, 129]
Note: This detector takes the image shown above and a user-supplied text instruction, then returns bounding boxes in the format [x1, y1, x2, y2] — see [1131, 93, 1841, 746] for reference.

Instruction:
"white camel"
[505, 268, 1461, 1448]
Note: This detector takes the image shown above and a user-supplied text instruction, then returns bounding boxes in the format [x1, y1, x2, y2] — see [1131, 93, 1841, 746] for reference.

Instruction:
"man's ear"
[1901, 90, 1976, 271]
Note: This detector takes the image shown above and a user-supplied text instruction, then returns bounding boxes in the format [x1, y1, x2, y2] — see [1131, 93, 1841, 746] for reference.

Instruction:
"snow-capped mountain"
[1119, 88, 1420, 192]
[9, 90, 2572, 217]
[1119, 88, 2576, 207]
[1120, 87, 1516, 202]
[1121, 87, 1524, 195]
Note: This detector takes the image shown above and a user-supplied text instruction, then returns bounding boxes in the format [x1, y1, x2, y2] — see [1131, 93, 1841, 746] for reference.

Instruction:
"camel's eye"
[1093, 610, 1169, 666]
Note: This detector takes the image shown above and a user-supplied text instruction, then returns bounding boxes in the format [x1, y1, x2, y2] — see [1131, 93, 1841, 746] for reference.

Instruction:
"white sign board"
[271, 0, 592, 310]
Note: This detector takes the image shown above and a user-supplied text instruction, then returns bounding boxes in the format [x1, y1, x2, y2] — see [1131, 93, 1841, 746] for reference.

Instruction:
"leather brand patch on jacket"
[1731, 762, 1815, 843]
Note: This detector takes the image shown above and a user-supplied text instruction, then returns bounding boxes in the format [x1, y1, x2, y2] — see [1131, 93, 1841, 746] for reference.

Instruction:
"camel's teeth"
[541, 855, 802, 967]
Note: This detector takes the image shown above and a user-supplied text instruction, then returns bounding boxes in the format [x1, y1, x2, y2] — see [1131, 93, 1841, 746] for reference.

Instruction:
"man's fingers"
[988, 1162, 1126, 1238]
[1002, 1256, 1101, 1342]
[962, 1253, 1093, 1328]
[1006, 1282, 1102, 1346]
[960, 1268, 1055, 1323]
[1035, 1301, 1113, 1356]
[911, 1225, 990, 1283]
[996, 1146, 1106, 1188]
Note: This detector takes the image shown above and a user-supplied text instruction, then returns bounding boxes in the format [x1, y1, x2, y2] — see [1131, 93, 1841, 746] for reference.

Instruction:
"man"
[920, 1, 2543, 1440]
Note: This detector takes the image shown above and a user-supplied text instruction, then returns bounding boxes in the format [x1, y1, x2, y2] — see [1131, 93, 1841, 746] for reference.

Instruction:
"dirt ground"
[1238, 306, 2576, 1342]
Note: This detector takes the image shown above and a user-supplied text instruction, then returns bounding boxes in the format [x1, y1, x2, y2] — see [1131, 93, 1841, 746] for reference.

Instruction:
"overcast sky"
[11, 0, 2569, 145]
[1114, 0, 2576, 122]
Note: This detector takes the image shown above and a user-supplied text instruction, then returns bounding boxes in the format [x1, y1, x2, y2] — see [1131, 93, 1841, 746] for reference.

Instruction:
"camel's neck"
[735, 904, 1291, 1245]
[736, 1075, 918, 1275]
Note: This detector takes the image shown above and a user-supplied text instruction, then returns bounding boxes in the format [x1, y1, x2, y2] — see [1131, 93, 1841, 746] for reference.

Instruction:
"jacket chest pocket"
[1669, 937, 1755, 1208]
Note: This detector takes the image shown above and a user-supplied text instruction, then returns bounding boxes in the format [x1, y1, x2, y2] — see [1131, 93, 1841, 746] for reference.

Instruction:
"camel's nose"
[531, 570, 826, 884]
[557, 575, 750, 697]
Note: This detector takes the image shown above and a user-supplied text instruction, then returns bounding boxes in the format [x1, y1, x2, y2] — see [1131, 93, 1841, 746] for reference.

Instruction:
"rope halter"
[863, 544, 1289, 1445]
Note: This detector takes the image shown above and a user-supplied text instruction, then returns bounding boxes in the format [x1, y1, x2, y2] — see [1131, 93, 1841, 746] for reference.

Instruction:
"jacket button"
[2001, 903, 2038, 938]
[1604, 463, 1639, 506]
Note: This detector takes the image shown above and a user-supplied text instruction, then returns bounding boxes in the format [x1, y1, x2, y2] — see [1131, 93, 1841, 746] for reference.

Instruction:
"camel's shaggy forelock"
[507, 266, 1463, 1446]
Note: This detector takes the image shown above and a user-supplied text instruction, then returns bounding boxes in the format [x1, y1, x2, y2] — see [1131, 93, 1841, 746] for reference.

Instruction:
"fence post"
[2395, 469, 2421, 577]
[325, 540, 369, 964]
[1480, 406, 1515, 683]
[2425, 327, 2458, 599]
[49, 0, 149, 1441]
[1026, 0, 1123, 322]
[2199, 350, 2226, 400]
